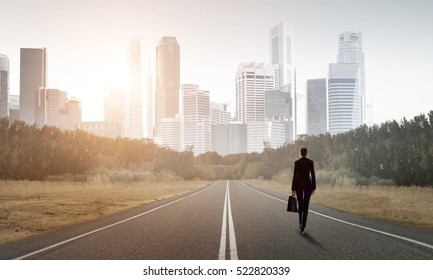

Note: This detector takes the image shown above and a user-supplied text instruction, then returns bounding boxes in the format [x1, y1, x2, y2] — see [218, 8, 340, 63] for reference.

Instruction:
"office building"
[306, 78, 327, 135]
[337, 31, 366, 123]
[270, 22, 296, 138]
[265, 86, 293, 142]
[235, 62, 274, 123]
[161, 117, 182, 152]
[182, 84, 210, 156]
[9, 95, 19, 121]
[79, 121, 122, 138]
[270, 22, 293, 89]
[104, 85, 125, 137]
[210, 101, 230, 125]
[20, 48, 47, 124]
[146, 54, 154, 138]
[155, 37, 180, 137]
[39, 88, 82, 130]
[211, 123, 247, 156]
[126, 38, 143, 138]
[0, 54, 9, 118]
[328, 63, 362, 134]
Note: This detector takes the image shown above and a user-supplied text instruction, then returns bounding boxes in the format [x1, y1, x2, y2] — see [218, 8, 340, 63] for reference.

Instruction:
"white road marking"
[240, 181, 433, 251]
[218, 181, 238, 260]
[14, 181, 220, 260]
[218, 183, 228, 260]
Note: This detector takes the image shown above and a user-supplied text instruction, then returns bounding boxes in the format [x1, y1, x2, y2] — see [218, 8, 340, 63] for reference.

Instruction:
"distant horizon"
[2, 0, 433, 133]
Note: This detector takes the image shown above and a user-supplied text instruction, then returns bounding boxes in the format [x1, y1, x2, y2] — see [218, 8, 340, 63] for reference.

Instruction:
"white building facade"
[328, 63, 362, 134]
[126, 38, 143, 139]
[0, 54, 9, 118]
[270, 22, 296, 138]
[235, 62, 274, 123]
[182, 84, 210, 156]
[337, 31, 366, 123]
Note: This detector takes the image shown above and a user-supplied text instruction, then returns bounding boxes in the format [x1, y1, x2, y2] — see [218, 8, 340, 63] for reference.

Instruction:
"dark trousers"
[296, 188, 312, 229]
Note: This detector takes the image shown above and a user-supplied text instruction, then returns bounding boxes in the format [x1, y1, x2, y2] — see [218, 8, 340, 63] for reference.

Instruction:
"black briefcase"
[287, 195, 298, 212]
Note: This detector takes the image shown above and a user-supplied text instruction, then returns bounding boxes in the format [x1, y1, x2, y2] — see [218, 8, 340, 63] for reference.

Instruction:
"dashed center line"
[218, 180, 238, 260]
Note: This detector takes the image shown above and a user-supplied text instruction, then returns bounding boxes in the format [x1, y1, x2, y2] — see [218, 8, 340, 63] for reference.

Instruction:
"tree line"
[1, 111, 433, 186]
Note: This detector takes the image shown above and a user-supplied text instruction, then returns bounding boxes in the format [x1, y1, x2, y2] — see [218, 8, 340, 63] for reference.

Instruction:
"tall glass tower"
[270, 22, 295, 137]
[328, 63, 361, 134]
[155, 37, 180, 138]
[19, 48, 47, 125]
[127, 38, 143, 139]
[307, 78, 327, 136]
[0, 54, 9, 118]
[337, 31, 365, 123]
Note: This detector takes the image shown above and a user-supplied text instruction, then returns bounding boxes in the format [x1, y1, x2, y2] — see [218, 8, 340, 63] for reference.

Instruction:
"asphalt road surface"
[1, 180, 433, 260]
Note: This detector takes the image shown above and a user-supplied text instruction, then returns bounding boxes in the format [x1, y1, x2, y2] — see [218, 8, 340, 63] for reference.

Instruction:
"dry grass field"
[0, 180, 208, 244]
[248, 179, 433, 229]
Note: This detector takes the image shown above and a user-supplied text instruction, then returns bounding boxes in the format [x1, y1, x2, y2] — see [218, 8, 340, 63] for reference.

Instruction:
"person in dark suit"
[291, 147, 316, 234]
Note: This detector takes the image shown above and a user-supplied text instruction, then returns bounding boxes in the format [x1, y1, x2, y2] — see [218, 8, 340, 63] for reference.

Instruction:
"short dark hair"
[300, 147, 308, 157]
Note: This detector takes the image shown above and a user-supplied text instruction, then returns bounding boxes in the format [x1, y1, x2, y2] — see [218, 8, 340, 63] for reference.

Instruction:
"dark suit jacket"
[291, 157, 316, 192]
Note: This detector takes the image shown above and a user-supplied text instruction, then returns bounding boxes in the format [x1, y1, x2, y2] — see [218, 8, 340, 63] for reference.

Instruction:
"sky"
[1, 0, 433, 132]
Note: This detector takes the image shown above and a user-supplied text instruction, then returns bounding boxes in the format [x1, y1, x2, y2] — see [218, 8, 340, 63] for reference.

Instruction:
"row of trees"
[1, 111, 433, 186]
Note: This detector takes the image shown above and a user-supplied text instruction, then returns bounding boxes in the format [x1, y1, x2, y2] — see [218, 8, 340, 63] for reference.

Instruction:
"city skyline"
[1, 0, 433, 132]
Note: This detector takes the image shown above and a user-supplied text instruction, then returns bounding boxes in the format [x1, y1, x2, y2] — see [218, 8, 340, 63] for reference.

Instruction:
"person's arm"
[311, 161, 316, 194]
[291, 162, 297, 196]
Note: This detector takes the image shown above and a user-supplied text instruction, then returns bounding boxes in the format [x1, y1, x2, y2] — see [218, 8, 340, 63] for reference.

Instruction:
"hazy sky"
[1, 0, 433, 130]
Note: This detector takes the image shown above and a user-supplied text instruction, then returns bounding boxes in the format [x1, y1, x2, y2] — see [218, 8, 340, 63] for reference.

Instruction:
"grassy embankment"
[0, 180, 208, 244]
[248, 179, 433, 229]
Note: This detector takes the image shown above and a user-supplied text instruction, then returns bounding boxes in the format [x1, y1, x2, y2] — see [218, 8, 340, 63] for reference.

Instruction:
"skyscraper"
[265, 86, 293, 142]
[270, 22, 295, 137]
[337, 31, 366, 123]
[146, 53, 154, 138]
[328, 63, 361, 134]
[155, 37, 180, 138]
[210, 101, 230, 125]
[104, 85, 125, 137]
[19, 48, 47, 124]
[307, 78, 327, 135]
[126, 38, 143, 139]
[182, 84, 210, 156]
[270, 22, 293, 89]
[235, 62, 274, 123]
[0, 54, 9, 118]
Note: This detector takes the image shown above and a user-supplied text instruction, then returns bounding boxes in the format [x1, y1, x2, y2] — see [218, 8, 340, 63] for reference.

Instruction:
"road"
[1, 180, 433, 260]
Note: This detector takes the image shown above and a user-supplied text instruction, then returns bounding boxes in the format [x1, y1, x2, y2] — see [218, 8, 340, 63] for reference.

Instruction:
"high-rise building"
[270, 22, 296, 138]
[146, 53, 154, 138]
[265, 86, 293, 142]
[9, 95, 19, 121]
[67, 97, 81, 130]
[235, 62, 274, 123]
[0, 54, 9, 118]
[328, 63, 361, 134]
[126, 38, 143, 139]
[79, 121, 121, 138]
[211, 123, 247, 156]
[210, 101, 230, 125]
[270, 22, 293, 89]
[306, 78, 327, 135]
[155, 37, 180, 138]
[19, 48, 47, 124]
[39, 88, 81, 130]
[182, 84, 210, 156]
[161, 117, 182, 152]
[337, 31, 366, 123]
[104, 85, 125, 137]
[45, 89, 67, 128]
